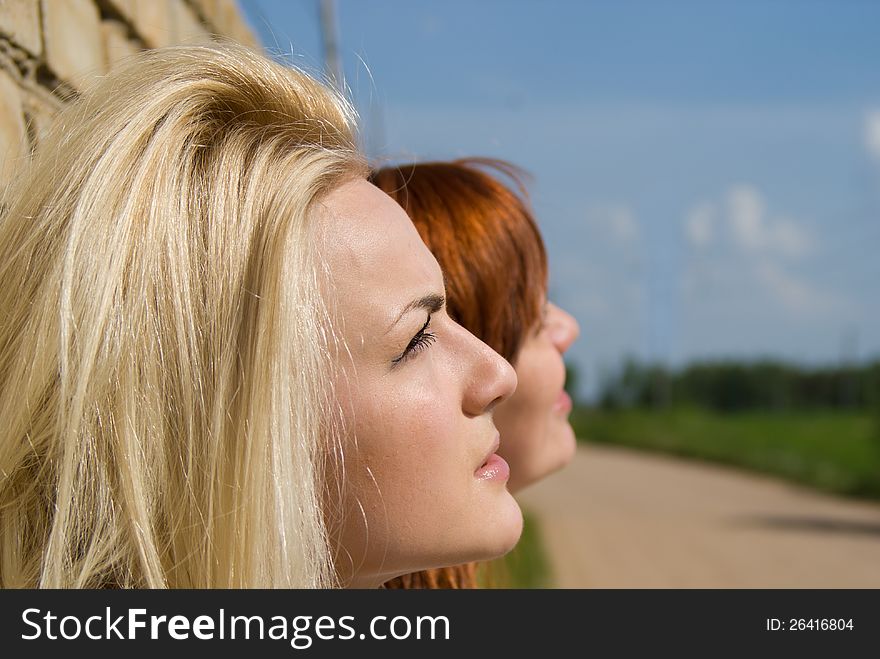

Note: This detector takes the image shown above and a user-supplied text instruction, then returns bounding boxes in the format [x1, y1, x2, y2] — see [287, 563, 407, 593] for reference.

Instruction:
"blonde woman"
[0, 44, 521, 588]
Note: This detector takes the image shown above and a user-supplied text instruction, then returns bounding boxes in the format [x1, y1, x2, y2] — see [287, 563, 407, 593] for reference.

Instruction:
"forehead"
[319, 179, 442, 323]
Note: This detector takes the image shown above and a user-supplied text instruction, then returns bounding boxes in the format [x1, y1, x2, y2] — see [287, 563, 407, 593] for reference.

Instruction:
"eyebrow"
[388, 293, 445, 333]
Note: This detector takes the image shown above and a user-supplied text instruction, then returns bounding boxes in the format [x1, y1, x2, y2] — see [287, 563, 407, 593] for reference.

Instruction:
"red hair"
[371, 159, 548, 588]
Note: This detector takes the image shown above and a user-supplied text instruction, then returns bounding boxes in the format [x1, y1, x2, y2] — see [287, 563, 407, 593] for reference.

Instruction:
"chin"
[466, 493, 524, 561]
[556, 422, 578, 467]
[488, 493, 524, 557]
[510, 425, 577, 493]
[418, 495, 524, 568]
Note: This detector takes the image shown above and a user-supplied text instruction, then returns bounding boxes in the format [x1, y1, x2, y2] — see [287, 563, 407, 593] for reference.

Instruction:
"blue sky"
[241, 0, 880, 399]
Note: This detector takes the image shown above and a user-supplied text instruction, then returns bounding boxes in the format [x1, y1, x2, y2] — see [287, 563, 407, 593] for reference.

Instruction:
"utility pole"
[319, 0, 343, 91]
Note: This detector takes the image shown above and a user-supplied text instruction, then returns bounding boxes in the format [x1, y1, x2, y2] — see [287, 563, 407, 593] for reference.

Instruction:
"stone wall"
[0, 0, 260, 187]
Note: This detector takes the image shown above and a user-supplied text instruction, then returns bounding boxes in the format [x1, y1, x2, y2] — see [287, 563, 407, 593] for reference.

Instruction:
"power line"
[318, 0, 343, 90]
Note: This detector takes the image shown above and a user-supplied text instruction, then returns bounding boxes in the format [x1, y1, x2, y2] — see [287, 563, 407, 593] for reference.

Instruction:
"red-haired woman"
[371, 159, 580, 588]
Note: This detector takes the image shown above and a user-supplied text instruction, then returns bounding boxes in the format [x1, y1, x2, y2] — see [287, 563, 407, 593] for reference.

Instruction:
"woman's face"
[321, 179, 522, 588]
[494, 301, 580, 493]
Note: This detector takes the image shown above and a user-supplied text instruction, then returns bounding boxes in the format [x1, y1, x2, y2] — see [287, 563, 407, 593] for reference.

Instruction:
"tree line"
[593, 359, 880, 412]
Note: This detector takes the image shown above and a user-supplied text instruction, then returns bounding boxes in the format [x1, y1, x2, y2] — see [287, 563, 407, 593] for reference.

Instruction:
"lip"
[475, 453, 510, 481]
[474, 434, 509, 482]
[553, 389, 573, 414]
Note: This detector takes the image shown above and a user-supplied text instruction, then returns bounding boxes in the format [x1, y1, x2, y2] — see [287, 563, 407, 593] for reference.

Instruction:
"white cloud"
[682, 185, 838, 319]
[684, 185, 813, 258]
[585, 204, 639, 242]
[684, 202, 716, 247]
[771, 217, 813, 258]
[865, 110, 880, 161]
[609, 207, 639, 242]
[725, 184, 813, 258]
[727, 185, 766, 250]
[754, 261, 846, 316]
[684, 257, 847, 318]
[551, 257, 630, 320]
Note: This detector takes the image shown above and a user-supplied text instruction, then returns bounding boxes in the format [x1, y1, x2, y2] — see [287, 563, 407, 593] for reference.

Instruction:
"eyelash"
[392, 316, 437, 365]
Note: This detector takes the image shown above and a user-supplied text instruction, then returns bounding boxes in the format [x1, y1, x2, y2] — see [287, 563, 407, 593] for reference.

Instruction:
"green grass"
[571, 406, 880, 500]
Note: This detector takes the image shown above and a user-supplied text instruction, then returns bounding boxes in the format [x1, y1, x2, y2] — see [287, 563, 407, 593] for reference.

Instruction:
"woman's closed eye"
[392, 315, 437, 365]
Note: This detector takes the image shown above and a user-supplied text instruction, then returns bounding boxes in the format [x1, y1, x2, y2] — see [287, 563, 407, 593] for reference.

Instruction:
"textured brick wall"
[0, 0, 260, 187]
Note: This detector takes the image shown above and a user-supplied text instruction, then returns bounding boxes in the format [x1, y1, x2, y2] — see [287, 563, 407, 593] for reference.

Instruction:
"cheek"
[511, 347, 566, 413]
[345, 370, 462, 499]
[494, 347, 564, 455]
[494, 346, 574, 491]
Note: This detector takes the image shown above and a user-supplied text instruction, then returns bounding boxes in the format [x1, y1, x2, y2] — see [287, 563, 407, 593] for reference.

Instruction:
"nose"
[459, 326, 517, 417]
[547, 302, 580, 354]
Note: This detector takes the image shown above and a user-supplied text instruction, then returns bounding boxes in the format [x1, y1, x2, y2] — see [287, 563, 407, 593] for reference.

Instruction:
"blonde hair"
[0, 43, 366, 588]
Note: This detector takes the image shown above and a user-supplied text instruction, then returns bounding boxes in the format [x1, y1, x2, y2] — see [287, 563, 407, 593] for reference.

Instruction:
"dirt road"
[516, 444, 880, 587]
